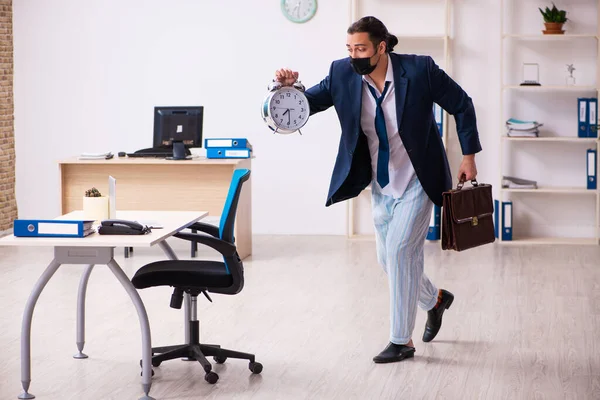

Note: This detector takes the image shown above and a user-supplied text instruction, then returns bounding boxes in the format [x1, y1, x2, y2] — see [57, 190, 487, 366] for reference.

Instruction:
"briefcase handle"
[456, 175, 479, 190]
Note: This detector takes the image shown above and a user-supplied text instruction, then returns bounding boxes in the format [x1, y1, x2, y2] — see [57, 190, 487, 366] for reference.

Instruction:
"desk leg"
[19, 259, 61, 400]
[74, 264, 94, 359]
[106, 259, 155, 400]
[157, 241, 191, 344]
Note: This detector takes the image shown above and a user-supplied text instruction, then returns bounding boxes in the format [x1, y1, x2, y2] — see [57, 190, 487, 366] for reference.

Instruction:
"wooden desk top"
[59, 156, 249, 166]
[0, 210, 208, 248]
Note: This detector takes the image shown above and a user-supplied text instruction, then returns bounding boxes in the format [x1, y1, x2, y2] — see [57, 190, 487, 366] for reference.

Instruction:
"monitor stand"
[171, 141, 190, 160]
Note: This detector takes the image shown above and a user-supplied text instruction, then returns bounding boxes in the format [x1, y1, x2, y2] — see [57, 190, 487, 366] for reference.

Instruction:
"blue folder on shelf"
[578, 97, 588, 138]
[426, 205, 441, 241]
[14, 219, 96, 238]
[502, 201, 513, 241]
[493, 200, 512, 240]
[204, 138, 249, 148]
[206, 147, 251, 159]
[588, 149, 597, 190]
[588, 98, 598, 138]
[494, 200, 499, 238]
[433, 103, 443, 137]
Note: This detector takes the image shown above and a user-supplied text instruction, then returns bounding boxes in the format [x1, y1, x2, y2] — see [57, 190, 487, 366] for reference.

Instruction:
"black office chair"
[131, 168, 261, 384]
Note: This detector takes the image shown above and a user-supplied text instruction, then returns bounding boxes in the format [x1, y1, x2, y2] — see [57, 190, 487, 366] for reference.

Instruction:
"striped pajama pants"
[371, 175, 439, 345]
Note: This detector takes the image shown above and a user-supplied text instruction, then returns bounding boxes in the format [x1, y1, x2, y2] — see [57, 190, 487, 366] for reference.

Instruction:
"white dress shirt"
[360, 53, 416, 199]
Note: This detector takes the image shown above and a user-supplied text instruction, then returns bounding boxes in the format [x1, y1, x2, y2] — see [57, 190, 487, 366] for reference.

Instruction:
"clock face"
[281, 0, 317, 23]
[268, 88, 309, 131]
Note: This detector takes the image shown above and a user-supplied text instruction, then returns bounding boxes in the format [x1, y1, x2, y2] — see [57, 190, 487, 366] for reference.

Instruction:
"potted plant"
[539, 3, 568, 34]
[82, 187, 109, 221]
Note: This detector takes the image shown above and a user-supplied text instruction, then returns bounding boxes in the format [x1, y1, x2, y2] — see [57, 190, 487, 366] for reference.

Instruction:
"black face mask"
[350, 52, 381, 75]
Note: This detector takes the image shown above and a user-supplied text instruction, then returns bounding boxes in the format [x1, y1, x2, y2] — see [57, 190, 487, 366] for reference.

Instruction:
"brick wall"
[0, 0, 15, 233]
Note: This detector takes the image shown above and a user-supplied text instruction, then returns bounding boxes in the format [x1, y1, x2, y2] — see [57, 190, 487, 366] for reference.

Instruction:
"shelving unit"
[498, 0, 600, 245]
[503, 136, 598, 143]
[504, 85, 598, 91]
[346, 0, 452, 239]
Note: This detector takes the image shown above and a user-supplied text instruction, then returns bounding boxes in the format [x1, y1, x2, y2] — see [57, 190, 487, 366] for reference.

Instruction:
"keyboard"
[127, 147, 191, 158]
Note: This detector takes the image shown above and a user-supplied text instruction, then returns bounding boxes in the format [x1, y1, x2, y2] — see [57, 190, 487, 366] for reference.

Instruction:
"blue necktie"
[367, 81, 391, 188]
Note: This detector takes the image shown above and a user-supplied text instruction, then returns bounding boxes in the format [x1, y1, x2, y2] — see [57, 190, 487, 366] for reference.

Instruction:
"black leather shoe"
[422, 289, 454, 343]
[372, 342, 416, 364]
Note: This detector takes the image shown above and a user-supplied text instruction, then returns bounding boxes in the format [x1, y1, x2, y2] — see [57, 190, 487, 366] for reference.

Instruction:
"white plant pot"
[82, 196, 109, 222]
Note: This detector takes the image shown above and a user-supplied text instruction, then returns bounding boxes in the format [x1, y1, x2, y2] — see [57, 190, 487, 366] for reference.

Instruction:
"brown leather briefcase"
[441, 179, 495, 251]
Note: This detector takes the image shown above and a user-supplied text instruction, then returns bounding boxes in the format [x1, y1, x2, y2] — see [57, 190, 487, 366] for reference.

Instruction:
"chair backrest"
[219, 168, 251, 244]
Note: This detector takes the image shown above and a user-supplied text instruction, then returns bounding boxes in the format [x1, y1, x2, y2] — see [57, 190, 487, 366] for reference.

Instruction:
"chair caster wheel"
[213, 356, 227, 364]
[205, 371, 219, 384]
[152, 360, 162, 367]
[249, 361, 263, 374]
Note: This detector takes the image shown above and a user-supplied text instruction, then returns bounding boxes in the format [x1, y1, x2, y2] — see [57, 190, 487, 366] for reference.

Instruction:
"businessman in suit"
[275, 16, 481, 363]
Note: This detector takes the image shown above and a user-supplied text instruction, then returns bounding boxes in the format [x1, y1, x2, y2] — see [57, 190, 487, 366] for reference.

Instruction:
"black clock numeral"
[280, 119, 283, 123]
[294, 95, 297, 99]
[294, 120, 297, 124]
[286, 93, 291, 97]
[276, 100, 280, 104]
[280, 95, 284, 99]
[298, 101, 302, 105]
[301, 108, 305, 112]
[275, 114, 279, 118]
[287, 121, 290, 126]
[299, 115, 303, 119]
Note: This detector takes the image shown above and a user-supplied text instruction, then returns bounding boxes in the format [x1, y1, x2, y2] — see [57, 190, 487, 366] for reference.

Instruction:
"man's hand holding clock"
[275, 68, 299, 86]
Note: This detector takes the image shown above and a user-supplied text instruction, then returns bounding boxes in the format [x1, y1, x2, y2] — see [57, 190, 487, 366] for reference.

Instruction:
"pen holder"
[82, 196, 109, 222]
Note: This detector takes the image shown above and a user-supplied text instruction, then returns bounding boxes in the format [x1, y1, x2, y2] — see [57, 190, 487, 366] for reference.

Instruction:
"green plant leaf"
[559, 10, 567, 22]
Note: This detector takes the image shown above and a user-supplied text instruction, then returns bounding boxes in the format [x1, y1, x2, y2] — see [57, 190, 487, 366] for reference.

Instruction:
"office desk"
[0, 210, 207, 400]
[58, 157, 252, 259]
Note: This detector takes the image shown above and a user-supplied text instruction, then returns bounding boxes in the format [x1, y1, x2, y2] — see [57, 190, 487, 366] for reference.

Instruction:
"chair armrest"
[187, 222, 220, 238]
[174, 232, 236, 256]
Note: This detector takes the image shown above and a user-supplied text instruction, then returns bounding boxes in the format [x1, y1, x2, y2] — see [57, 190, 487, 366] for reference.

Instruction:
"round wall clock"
[281, 0, 317, 24]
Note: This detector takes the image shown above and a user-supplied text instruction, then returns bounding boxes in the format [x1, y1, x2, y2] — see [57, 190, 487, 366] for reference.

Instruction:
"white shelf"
[502, 136, 599, 143]
[503, 85, 598, 91]
[500, 186, 596, 194]
[347, 234, 375, 241]
[396, 34, 448, 40]
[503, 34, 598, 39]
[500, 237, 598, 245]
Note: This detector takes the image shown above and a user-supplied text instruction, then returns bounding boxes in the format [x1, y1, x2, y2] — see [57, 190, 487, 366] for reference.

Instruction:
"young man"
[275, 16, 481, 363]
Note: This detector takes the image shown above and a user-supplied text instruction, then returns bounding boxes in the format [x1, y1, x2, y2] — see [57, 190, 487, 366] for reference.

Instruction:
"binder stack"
[578, 97, 598, 138]
[205, 138, 252, 159]
[505, 118, 542, 137]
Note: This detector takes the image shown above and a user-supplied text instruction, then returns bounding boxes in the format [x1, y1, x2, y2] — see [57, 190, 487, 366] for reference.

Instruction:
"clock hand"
[282, 109, 290, 116]
[293, 1, 301, 17]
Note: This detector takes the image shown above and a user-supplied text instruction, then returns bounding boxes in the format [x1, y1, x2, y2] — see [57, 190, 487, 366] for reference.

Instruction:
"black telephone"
[98, 219, 151, 235]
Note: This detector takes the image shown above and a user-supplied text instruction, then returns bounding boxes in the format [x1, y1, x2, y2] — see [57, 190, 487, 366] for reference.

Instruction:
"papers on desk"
[506, 118, 543, 137]
[14, 219, 96, 237]
[502, 175, 538, 189]
[78, 152, 113, 160]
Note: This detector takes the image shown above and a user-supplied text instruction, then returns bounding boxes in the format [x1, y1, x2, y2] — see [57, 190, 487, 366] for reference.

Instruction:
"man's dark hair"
[347, 16, 398, 53]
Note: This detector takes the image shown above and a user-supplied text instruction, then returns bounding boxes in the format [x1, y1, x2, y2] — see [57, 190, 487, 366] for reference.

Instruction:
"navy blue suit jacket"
[304, 53, 482, 208]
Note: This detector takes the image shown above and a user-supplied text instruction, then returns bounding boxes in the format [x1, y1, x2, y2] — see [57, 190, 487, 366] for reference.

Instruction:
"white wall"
[12, 0, 598, 237]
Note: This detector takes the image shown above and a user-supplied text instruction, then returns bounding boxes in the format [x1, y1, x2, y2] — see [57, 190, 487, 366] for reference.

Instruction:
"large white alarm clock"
[261, 80, 310, 134]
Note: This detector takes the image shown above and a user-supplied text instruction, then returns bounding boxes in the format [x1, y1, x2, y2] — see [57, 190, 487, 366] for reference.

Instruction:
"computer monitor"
[153, 106, 203, 160]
